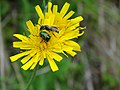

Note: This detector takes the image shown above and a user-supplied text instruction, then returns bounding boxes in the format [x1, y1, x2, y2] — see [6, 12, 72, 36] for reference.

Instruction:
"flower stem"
[25, 65, 38, 90]
[43, 0, 46, 7]
[43, 0, 47, 12]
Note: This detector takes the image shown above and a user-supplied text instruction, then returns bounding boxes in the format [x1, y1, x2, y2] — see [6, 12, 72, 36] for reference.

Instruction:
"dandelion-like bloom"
[10, 2, 84, 72]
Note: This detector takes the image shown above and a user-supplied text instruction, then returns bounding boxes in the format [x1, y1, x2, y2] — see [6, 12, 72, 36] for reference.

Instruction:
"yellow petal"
[65, 50, 76, 57]
[39, 59, 44, 66]
[21, 51, 36, 64]
[62, 44, 73, 51]
[59, 30, 79, 41]
[50, 14, 55, 26]
[53, 5, 58, 14]
[43, 51, 46, 59]
[60, 2, 70, 18]
[34, 24, 40, 36]
[21, 55, 32, 64]
[43, 19, 50, 25]
[67, 16, 83, 27]
[59, 28, 65, 36]
[38, 18, 42, 24]
[47, 55, 59, 72]
[48, 2, 52, 14]
[30, 53, 40, 70]
[62, 51, 68, 57]
[39, 56, 44, 66]
[13, 34, 29, 41]
[51, 43, 63, 53]
[21, 53, 40, 70]
[21, 58, 34, 70]
[67, 23, 79, 32]
[52, 48, 63, 53]
[64, 40, 81, 51]
[10, 51, 31, 62]
[63, 11, 75, 20]
[26, 20, 35, 34]
[78, 31, 84, 36]
[13, 42, 32, 49]
[62, 44, 76, 56]
[33, 53, 40, 62]
[39, 52, 46, 65]
[35, 5, 44, 19]
[30, 62, 38, 70]
[50, 52, 62, 62]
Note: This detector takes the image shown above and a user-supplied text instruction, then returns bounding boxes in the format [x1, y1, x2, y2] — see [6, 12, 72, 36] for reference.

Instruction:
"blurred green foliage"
[1, 0, 120, 90]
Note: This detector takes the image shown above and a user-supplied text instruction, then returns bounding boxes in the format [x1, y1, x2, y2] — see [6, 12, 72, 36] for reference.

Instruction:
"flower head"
[10, 2, 84, 72]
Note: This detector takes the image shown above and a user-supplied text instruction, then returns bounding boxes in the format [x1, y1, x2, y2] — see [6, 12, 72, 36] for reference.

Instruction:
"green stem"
[43, 0, 47, 12]
[25, 66, 38, 90]
[49, 0, 52, 2]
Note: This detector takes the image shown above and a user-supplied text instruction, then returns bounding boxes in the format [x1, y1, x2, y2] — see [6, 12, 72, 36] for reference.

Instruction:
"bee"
[39, 25, 59, 42]
[40, 31, 51, 42]
[40, 25, 59, 33]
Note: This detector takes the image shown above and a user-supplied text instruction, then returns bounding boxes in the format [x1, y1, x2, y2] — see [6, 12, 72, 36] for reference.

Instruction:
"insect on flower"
[39, 25, 59, 42]
[40, 25, 59, 33]
[10, 2, 85, 72]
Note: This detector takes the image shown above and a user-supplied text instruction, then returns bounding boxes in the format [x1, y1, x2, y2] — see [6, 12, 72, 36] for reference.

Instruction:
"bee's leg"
[40, 39, 43, 43]
[44, 41, 48, 44]
[52, 32, 57, 37]
[40, 39, 48, 44]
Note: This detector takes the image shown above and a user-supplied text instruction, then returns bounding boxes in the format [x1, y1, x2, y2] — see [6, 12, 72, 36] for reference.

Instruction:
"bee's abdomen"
[40, 31, 51, 42]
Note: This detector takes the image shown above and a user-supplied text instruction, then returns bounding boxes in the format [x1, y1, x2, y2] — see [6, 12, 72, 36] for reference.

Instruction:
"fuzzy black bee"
[39, 25, 59, 42]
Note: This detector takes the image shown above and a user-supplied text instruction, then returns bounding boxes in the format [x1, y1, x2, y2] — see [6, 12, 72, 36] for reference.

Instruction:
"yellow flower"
[10, 2, 84, 72]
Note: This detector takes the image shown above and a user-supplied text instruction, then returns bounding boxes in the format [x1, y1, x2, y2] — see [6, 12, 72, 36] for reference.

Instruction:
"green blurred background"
[0, 0, 120, 90]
